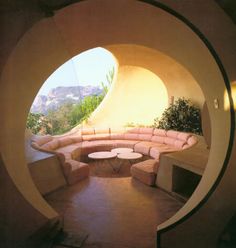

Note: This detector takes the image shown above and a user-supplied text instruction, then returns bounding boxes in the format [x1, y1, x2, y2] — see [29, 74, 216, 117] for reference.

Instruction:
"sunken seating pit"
[31, 127, 198, 186]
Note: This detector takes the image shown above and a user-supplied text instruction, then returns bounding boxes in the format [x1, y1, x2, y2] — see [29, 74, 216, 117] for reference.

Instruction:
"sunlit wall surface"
[89, 65, 168, 127]
[224, 81, 236, 110]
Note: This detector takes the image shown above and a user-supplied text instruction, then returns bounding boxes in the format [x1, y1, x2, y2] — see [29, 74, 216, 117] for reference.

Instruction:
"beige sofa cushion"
[93, 133, 111, 140]
[177, 132, 191, 141]
[94, 127, 110, 134]
[70, 135, 83, 143]
[174, 139, 187, 148]
[83, 140, 114, 147]
[110, 133, 125, 140]
[34, 135, 53, 146]
[124, 133, 139, 140]
[183, 136, 198, 149]
[139, 127, 154, 134]
[55, 144, 78, 154]
[82, 134, 97, 141]
[81, 127, 95, 135]
[41, 140, 59, 150]
[150, 146, 181, 159]
[131, 159, 159, 186]
[164, 137, 186, 148]
[64, 160, 90, 185]
[56, 152, 72, 163]
[149, 147, 160, 159]
[126, 127, 140, 133]
[166, 130, 179, 138]
[138, 134, 152, 141]
[31, 142, 40, 150]
[134, 141, 153, 155]
[58, 137, 74, 147]
[151, 135, 165, 144]
[113, 140, 139, 149]
[149, 145, 171, 159]
[153, 129, 166, 137]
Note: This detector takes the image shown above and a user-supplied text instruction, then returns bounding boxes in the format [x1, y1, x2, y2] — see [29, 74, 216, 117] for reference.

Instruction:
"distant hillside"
[31, 85, 103, 114]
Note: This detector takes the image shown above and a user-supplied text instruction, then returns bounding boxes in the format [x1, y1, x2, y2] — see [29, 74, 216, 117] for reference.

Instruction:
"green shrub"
[153, 97, 202, 135]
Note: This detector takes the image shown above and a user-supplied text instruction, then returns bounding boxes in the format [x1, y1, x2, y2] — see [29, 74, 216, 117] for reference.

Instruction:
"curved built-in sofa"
[31, 127, 198, 185]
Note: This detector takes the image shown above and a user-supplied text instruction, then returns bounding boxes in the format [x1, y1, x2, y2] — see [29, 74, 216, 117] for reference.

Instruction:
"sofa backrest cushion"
[151, 135, 165, 144]
[41, 140, 59, 150]
[58, 137, 74, 147]
[139, 127, 154, 134]
[81, 128, 95, 135]
[70, 136, 83, 143]
[31, 142, 40, 150]
[139, 134, 152, 141]
[174, 139, 187, 149]
[183, 136, 198, 149]
[110, 133, 125, 140]
[164, 137, 176, 146]
[124, 133, 139, 140]
[164, 137, 186, 148]
[34, 135, 53, 146]
[166, 130, 179, 138]
[153, 129, 167, 137]
[177, 132, 191, 141]
[94, 127, 110, 134]
[126, 127, 140, 133]
[187, 136, 198, 146]
[93, 133, 111, 140]
[82, 134, 96, 141]
[93, 127, 111, 140]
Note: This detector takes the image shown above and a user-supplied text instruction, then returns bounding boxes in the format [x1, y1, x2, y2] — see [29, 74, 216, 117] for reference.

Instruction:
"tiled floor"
[46, 176, 183, 248]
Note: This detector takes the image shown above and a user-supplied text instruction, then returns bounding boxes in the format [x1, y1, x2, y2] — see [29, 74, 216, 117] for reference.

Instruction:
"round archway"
[0, 1, 234, 247]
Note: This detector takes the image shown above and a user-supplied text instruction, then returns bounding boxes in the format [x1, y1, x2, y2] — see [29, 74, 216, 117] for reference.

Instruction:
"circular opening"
[27, 47, 117, 135]
[1, 1, 234, 247]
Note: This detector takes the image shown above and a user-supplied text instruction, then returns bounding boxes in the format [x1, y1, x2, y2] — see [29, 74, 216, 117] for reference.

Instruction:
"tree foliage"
[100, 67, 114, 95]
[26, 113, 52, 134]
[153, 97, 202, 135]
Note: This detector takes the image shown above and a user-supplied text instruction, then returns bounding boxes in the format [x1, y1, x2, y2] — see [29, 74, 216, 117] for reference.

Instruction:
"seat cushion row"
[31, 128, 198, 185]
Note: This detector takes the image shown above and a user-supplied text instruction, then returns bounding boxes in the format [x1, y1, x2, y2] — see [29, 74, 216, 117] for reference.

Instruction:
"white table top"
[117, 152, 143, 160]
[88, 151, 117, 160]
[111, 148, 133, 154]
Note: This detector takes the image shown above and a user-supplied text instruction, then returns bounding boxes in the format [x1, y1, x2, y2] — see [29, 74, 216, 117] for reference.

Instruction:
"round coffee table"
[88, 151, 117, 160]
[88, 151, 118, 173]
[117, 152, 143, 168]
[117, 152, 143, 161]
[111, 147, 133, 154]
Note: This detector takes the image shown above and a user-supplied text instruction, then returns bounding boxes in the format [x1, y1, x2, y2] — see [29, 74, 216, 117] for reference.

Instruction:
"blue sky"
[38, 47, 116, 96]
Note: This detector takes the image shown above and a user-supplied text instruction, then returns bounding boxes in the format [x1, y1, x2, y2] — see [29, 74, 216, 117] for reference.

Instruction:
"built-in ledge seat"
[31, 127, 198, 185]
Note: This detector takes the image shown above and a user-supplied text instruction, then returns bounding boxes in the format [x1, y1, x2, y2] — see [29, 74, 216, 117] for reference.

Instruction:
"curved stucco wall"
[0, 0, 235, 247]
[88, 65, 169, 127]
[106, 44, 205, 107]
[88, 44, 205, 127]
[0, 20, 65, 244]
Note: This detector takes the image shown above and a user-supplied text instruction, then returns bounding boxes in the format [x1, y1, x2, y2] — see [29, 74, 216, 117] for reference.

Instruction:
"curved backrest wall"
[0, 1, 235, 247]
